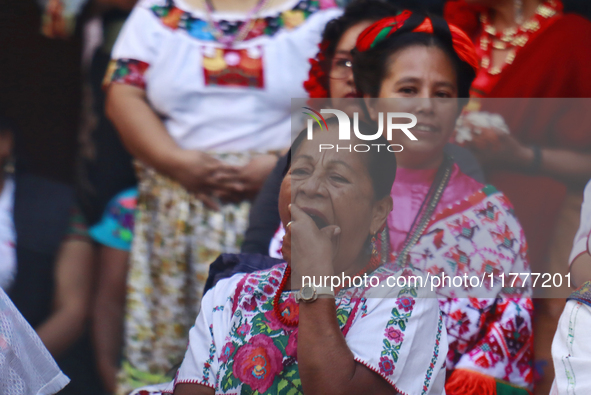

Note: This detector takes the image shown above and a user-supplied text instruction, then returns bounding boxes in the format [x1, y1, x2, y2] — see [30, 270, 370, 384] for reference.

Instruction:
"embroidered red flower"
[385, 327, 404, 343]
[285, 328, 298, 358]
[379, 356, 395, 376]
[219, 342, 235, 363]
[396, 296, 415, 312]
[236, 323, 251, 337]
[264, 296, 299, 331]
[242, 297, 257, 312]
[232, 334, 283, 393]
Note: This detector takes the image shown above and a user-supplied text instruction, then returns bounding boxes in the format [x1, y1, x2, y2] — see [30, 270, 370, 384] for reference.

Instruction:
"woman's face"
[329, 21, 374, 114]
[279, 131, 391, 270]
[367, 45, 461, 169]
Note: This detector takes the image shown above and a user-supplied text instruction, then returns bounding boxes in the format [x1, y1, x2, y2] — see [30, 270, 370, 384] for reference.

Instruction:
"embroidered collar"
[150, 0, 324, 42]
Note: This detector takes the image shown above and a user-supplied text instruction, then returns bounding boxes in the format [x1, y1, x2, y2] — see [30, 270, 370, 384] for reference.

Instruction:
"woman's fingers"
[195, 193, 220, 211]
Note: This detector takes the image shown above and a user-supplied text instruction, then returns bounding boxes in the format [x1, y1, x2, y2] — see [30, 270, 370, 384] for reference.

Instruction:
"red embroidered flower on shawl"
[232, 334, 283, 393]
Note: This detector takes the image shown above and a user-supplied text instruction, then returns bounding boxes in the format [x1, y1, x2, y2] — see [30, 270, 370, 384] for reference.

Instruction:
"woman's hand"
[214, 154, 279, 204]
[287, 204, 340, 288]
[171, 148, 240, 190]
[459, 118, 533, 170]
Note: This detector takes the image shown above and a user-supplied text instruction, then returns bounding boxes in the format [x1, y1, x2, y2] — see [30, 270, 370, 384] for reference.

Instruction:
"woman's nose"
[415, 97, 434, 114]
[299, 173, 325, 198]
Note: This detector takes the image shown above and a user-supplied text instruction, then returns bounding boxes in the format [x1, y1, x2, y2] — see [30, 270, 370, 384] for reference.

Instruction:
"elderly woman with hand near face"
[131, 118, 448, 395]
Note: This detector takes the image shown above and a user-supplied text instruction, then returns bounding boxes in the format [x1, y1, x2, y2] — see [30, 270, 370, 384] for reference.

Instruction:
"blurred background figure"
[91, 187, 137, 393]
[104, 0, 341, 392]
[444, 0, 591, 392]
[0, 112, 101, 393]
[551, 178, 591, 394]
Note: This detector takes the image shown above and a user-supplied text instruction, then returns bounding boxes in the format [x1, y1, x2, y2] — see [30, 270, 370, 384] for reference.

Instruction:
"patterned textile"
[567, 280, 591, 309]
[116, 157, 252, 395]
[149, 0, 333, 41]
[0, 287, 70, 394]
[103, 59, 149, 90]
[130, 263, 447, 395]
[551, 282, 591, 394]
[390, 185, 533, 391]
[89, 187, 137, 251]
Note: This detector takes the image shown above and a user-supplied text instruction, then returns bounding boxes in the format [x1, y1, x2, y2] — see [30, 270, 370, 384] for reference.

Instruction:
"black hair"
[286, 116, 397, 200]
[314, 0, 400, 95]
[352, 25, 476, 99]
[321, 0, 400, 62]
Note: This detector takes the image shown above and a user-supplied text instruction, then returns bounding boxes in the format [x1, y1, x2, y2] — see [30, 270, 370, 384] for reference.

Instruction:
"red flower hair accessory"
[303, 40, 330, 98]
[355, 11, 480, 74]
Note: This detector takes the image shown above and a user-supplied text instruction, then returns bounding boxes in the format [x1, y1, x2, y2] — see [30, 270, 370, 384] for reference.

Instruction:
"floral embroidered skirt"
[116, 157, 251, 395]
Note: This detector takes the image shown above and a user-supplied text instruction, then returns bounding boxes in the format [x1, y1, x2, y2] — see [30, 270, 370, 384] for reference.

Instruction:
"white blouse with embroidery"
[108, 0, 341, 152]
[155, 263, 448, 395]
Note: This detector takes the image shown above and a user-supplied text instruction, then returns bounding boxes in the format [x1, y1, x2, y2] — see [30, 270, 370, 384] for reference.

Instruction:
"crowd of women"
[1, 0, 591, 394]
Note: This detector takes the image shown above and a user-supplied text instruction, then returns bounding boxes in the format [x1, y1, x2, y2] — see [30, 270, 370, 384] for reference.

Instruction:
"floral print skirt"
[116, 156, 252, 395]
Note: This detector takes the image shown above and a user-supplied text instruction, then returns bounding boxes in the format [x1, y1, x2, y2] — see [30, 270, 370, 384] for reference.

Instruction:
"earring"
[369, 232, 380, 268]
[370, 232, 377, 255]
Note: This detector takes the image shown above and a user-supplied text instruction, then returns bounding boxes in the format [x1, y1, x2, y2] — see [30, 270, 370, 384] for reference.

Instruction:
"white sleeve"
[104, 0, 167, 89]
[344, 272, 447, 395]
[552, 300, 591, 394]
[111, 1, 166, 63]
[569, 180, 591, 266]
[0, 288, 70, 395]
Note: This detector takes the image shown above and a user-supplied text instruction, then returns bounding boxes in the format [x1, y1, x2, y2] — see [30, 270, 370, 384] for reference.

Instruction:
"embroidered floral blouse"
[387, 164, 533, 391]
[152, 263, 448, 395]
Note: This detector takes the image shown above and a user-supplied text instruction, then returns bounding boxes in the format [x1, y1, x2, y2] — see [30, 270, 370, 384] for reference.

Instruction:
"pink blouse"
[388, 164, 484, 253]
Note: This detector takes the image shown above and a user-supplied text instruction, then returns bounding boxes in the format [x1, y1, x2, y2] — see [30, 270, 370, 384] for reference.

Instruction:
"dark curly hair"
[304, 0, 400, 98]
[352, 23, 476, 99]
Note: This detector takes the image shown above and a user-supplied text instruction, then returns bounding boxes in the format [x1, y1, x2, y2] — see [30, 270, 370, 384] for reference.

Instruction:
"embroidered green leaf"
[278, 380, 289, 392]
[410, 289, 417, 297]
[286, 387, 300, 395]
[391, 308, 400, 317]
[220, 366, 236, 391]
[392, 351, 399, 363]
[336, 311, 348, 326]
[387, 319, 395, 325]
[399, 320, 406, 331]
[284, 367, 297, 379]
[383, 339, 392, 348]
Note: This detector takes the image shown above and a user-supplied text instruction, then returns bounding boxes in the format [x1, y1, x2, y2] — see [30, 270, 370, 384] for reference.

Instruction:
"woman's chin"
[396, 143, 446, 168]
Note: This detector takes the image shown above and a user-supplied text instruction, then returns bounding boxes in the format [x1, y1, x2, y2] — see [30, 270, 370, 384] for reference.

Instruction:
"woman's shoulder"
[551, 13, 591, 35]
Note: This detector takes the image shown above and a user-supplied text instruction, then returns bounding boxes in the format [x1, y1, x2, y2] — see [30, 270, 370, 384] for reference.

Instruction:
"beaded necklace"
[478, 0, 561, 75]
[204, 0, 270, 47]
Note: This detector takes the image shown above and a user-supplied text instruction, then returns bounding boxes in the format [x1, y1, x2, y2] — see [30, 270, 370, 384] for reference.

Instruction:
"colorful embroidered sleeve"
[88, 188, 137, 251]
[170, 273, 243, 391]
[103, 1, 165, 89]
[344, 269, 448, 395]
